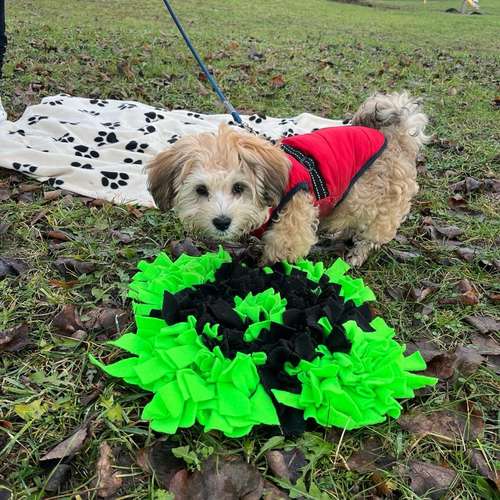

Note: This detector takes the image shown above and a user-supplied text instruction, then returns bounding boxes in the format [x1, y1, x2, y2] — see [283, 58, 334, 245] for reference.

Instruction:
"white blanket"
[0, 95, 343, 206]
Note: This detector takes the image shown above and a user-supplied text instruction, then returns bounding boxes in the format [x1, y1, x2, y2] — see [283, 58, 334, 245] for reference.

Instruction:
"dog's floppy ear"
[147, 146, 190, 210]
[234, 132, 290, 207]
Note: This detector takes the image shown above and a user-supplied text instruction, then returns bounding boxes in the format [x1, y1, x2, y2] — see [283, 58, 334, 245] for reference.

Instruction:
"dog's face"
[148, 125, 290, 239]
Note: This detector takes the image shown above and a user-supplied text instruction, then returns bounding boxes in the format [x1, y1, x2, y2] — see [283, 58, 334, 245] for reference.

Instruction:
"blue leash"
[160, 0, 243, 126]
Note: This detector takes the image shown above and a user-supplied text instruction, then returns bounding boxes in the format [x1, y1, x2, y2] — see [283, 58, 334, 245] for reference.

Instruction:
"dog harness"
[252, 126, 387, 238]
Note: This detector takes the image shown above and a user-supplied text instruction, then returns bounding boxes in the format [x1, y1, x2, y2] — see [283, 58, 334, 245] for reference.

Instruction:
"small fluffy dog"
[148, 92, 428, 266]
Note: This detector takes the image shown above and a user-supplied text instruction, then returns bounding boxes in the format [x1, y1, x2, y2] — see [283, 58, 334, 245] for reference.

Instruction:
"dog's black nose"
[212, 215, 231, 232]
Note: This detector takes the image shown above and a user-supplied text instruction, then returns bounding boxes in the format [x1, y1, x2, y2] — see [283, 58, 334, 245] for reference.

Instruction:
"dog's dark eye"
[196, 185, 209, 197]
[232, 183, 245, 195]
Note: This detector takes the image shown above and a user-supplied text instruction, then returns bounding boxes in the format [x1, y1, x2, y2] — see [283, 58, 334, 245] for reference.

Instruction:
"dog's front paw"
[260, 244, 306, 266]
[345, 240, 376, 267]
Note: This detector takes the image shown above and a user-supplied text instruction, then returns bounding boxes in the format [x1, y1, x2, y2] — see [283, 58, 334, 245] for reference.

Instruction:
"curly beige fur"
[147, 92, 428, 266]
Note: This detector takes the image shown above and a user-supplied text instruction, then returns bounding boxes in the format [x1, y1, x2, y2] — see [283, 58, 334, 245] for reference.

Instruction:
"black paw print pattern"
[186, 112, 203, 119]
[78, 109, 100, 117]
[125, 141, 149, 153]
[94, 131, 119, 146]
[101, 171, 129, 189]
[54, 132, 75, 143]
[26, 146, 50, 153]
[8, 129, 26, 136]
[59, 120, 80, 126]
[167, 134, 180, 144]
[71, 161, 94, 170]
[12, 162, 38, 173]
[46, 99, 63, 106]
[249, 113, 267, 124]
[138, 125, 156, 135]
[89, 99, 108, 107]
[124, 158, 142, 165]
[27, 115, 48, 125]
[118, 103, 137, 110]
[47, 177, 64, 187]
[101, 121, 121, 130]
[144, 111, 165, 123]
[282, 128, 297, 138]
[74, 145, 100, 159]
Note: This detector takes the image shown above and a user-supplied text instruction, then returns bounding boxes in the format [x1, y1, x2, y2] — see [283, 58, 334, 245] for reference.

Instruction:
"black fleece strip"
[335, 137, 388, 207]
[157, 261, 374, 435]
[281, 143, 329, 199]
[267, 182, 309, 229]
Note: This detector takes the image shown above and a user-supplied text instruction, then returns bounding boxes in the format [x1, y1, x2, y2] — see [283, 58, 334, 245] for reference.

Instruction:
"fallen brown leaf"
[0, 257, 29, 279]
[407, 460, 456, 499]
[136, 440, 185, 489]
[405, 340, 485, 378]
[53, 258, 96, 277]
[48, 279, 79, 289]
[346, 438, 395, 473]
[0, 188, 10, 201]
[82, 307, 130, 337]
[270, 74, 286, 88]
[184, 455, 264, 500]
[43, 190, 63, 202]
[52, 305, 84, 335]
[450, 176, 482, 194]
[0, 324, 31, 353]
[266, 448, 306, 484]
[110, 229, 135, 244]
[447, 193, 467, 209]
[40, 421, 90, 461]
[117, 60, 135, 79]
[465, 315, 500, 335]
[262, 480, 289, 500]
[168, 469, 189, 499]
[399, 402, 484, 442]
[80, 383, 104, 406]
[170, 238, 202, 258]
[455, 246, 479, 262]
[389, 248, 422, 262]
[44, 464, 71, 493]
[371, 471, 397, 497]
[95, 442, 123, 498]
[440, 279, 480, 305]
[46, 229, 72, 242]
[469, 449, 500, 490]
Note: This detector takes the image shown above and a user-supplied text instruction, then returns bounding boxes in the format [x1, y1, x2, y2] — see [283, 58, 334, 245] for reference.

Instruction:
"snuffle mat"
[90, 250, 436, 437]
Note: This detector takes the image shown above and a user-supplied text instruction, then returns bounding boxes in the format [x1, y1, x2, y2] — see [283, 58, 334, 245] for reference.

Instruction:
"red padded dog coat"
[252, 126, 387, 238]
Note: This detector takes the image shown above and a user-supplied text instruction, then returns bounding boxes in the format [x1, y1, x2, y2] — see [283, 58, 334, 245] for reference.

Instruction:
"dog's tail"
[351, 92, 429, 151]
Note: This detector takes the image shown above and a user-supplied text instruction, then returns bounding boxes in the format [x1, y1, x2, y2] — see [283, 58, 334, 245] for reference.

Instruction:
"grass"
[1, 0, 499, 498]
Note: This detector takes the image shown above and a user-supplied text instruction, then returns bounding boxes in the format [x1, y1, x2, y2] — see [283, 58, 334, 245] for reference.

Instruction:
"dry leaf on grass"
[406, 460, 457, 499]
[266, 448, 307, 484]
[46, 229, 72, 242]
[398, 402, 484, 442]
[465, 315, 500, 335]
[110, 229, 135, 244]
[346, 438, 395, 473]
[389, 248, 422, 262]
[136, 440, 185, 489]
[172, 455, 264, 500]
[53, 258, 96, 277]
[52, 305, 84, 335]
[469, 449, 500, 490]
[96, 442, 123, 498]
[82, 307, 130, 336]
[44, 464, 72, 493]
[270, 74, 286, 88]
[170, 238, 202, 258]
[40, 421, 91, 461]
[0, 257, 29, 278]
[405, 340, 486, 378]
[0, 324, 31, 353]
